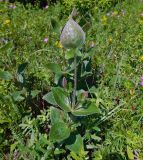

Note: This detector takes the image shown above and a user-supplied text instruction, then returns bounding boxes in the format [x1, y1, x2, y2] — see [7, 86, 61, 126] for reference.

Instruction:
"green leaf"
[43, 92, 57, 106]
[94, 151, 102, 160]
[0, 119, 11, 124]
[91, 134, 101, 142]
[10, 142, 19, 153]
[17, 62, 28, 74]
[31, 90, 40, 98]
[0, 71, 13, 80]
[52, 87, 71, 112]
[10, 91, 25, 102]
[50, 107, 63, 124]
[70, 152, 81, 160]
[49, 121, 70, 142]
[47, 63, 62, 74]
[54, 148, 65, 155]
[76, 50, 82, 57]
[72, 102, 100, 116]
[127, 146, 134, 160]
[92, 126, 101, 132]
[66, 134, 84, 154]
[65, 49, 75, 60]
[54, 73, 62, 85]
[0, 129, 4, 133]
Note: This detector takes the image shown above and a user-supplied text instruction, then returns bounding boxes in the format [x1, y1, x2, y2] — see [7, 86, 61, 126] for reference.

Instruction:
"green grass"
[0, 0, 143, 159]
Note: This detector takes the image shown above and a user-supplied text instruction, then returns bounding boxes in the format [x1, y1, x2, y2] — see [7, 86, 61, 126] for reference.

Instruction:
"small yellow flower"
[55, 41, 63, 48]
[101, 15, 107, 22]
[108, 37, 113, 44]
[4, 19, 11, 25]
[139, 55, 143, 61]
[130, 89, 135, 96]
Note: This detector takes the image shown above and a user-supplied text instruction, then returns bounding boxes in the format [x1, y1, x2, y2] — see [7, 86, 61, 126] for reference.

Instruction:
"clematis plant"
[43, 10, 101, 145]
[60, 15, 85, 108]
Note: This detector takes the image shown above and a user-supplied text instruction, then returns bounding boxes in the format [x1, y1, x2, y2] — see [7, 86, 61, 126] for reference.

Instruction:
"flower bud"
[60, 18, 85, 49]
[62, 77, 67, 88]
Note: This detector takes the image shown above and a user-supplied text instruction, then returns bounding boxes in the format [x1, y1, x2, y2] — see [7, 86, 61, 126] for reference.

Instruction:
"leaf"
[16, 73, 24, 83]
[54, 148, 65, 155]
[70, 152, 81, 160]
[50, 107, 63, 124]
[94, 151, 102, 160]
[49, 121, 70, 142]
[0, 119, 11, 124]
[17, 62, 28, 74]
[31, 90, 40, 98]
[47, 63, 62, 74]
[0, 129, 4, 133]
[52, 87, 71, 112]
[65, 49, 75, 60]
[72, 102, 100, 116]
[66, 134, 84, 154]
[92, 126, 101, 132]
[10, 142, 19, 153]
[76, 50, 82, 57]
[54, 73, 62, 85]
[91, 134, 101, 142]
[127, 146, 134, 160]
[43, 92, 57, 106]
[38, 134, 49, 146]
[10, 91, 25, 102]
[0, 71, 13, 80]
[81, 71, 92, 77]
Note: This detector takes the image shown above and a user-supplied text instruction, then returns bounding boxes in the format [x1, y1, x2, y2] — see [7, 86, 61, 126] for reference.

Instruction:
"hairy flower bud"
[60, 18, 85, 49]
[62, 77, 67, 88]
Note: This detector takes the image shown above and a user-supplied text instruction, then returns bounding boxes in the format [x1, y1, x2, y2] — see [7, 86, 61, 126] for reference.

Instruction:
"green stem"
[72, 53, 77, 108]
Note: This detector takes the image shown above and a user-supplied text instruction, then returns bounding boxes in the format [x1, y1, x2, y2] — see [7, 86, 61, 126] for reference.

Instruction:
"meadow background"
[0, 0, 143, 159]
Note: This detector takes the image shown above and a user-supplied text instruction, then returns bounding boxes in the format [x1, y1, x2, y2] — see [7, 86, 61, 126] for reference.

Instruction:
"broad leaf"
[47, 63, 62, 74]
[66, 134, 84, 154]
[50, 107, 63, 124]
[72, 102, 100, 116]
[49, 121, 70, 142]
[0, 71, 13, 80]
[43, 92, 57, 106]
[54, 73, 62, 85]
[52, 87, 71, 112]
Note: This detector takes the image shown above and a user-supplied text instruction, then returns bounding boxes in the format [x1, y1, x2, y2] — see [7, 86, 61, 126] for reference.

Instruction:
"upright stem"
[72, 53, 77, 108]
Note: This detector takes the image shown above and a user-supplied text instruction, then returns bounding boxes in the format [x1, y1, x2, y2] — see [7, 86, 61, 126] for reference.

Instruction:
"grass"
[0, 0, 143, 159]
